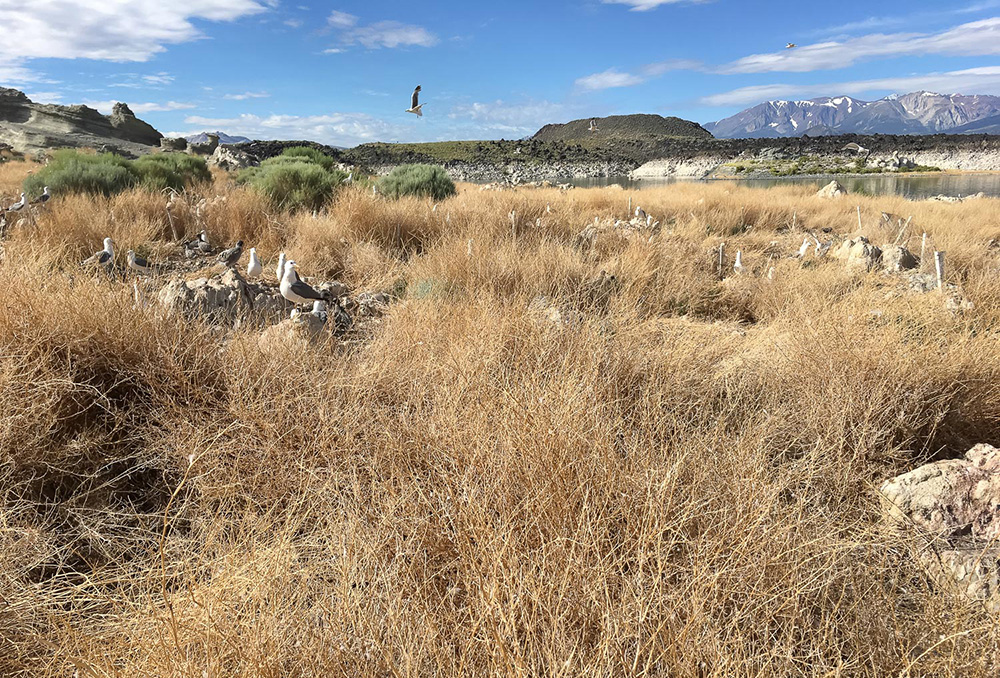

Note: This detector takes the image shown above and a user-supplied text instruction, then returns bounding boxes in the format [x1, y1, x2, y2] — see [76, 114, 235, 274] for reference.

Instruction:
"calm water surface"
[567, 173, 1000, 199]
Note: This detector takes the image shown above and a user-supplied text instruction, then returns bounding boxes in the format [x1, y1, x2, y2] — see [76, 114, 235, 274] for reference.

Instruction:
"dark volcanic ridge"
[533, 114, 712, 143]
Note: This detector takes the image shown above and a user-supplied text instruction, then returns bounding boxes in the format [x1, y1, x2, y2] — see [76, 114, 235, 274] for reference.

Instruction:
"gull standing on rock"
[247, 247, 263, 278]
[127, 250, 153, 276]
[82, 237, 114, 268]
[406, 85, 424, 117]
[635, 206, 647, 222]
[217, 240, 244, 268]
[280, 261, 328, 308]
[6, 193, 26, 213]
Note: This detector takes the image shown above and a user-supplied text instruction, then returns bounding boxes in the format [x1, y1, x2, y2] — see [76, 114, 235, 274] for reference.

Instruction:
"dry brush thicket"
[2, 162, 1000, 676]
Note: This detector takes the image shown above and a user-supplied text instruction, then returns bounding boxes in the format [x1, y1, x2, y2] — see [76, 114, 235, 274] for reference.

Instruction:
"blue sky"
[5, 0, 1000, 145]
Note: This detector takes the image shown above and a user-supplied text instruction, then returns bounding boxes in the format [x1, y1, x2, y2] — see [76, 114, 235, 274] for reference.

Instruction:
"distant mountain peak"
[706, 91, 1000, 138]
[185, 130, 251, 145]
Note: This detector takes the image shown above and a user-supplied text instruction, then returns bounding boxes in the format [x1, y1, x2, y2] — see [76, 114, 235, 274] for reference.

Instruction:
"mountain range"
[185, 131, 251, 145]
[705, 92, 1000, 138]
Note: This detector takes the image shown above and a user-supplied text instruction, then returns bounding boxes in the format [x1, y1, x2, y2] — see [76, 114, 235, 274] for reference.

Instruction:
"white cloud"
[449, 99, 568, 134]
[283, 18, 303, 28]
[575, 69, 644, 91]
[171, 112, 405, 146]
[325, 12, 437, 50]
[322, 48, 345, 54]
[24, 91, 64, 104]
[721, 18, 1000, 74]
[0, 1, 268, 83]
[327, 11, 358, 28]
[601, 0, 710, 10]
[574, 60, 698, 91]
[83, 100, 197, 114]
[223, 91, 270, 100]
[701, 66, 1000, 106]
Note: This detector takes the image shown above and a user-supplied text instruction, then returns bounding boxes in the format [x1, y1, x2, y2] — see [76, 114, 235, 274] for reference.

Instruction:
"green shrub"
[24, 151, 139, 197]
[279, 146, 338, 171]
[23, 150, 210, 197]
[237, 161, 346, 211]
[133, 153, 211, 191]
[377, 164, 456, 201]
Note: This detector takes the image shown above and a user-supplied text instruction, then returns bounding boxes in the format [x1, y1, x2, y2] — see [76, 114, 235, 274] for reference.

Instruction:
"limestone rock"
[110, 102, 162, 146]
[832, 237, 882, 272]
[157, 268, 255, 320]
[160, 137, 188, 151]
[881, 244, 919, 273]
[209, 145, 257, 171]
[816, 180, 847, 199]
[355, 291, 391, 317]
[189, 134, 219, 156]
[258, 314, 327, 352]
[881, 444, 1000, 610]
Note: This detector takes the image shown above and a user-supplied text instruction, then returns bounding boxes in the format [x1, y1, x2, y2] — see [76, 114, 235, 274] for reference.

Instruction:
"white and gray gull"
[247, 247, 263, 278]
[127, 249, 152, 275]
[82, 237, 114, 267]
[6, 193, 26, 213]
[280, 261, 329, 307]
[406, 85, 424, 117]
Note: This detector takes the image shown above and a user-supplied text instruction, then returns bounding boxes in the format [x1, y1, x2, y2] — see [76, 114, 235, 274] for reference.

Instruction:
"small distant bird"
[795, 237, 811, 259]
[280, 261, 328, 307]
[733, 250, 744, 274]
[646, 215, 654, 228]
[36, 185, 50, 203]
[815, 240, 832, 257]
[247, 247, 262, 278]
[217, 240, 244, 268]
[406, 85, 424, 117]
[82, 237, 114, 268]
[185, 230, 212, 255]
[343, 171, 353, 185]
[546, 204, 551, 214]
[6, 192, 26, 213]
[276, 252, 287, 283]
[589, 118, 599, 133]
[635, 206, 647, 222]
[786, 43, 797, 49]
[127, 249, 152, 275]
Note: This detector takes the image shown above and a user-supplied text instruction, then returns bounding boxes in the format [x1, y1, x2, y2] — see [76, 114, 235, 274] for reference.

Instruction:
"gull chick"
[217, 240, 244, 268]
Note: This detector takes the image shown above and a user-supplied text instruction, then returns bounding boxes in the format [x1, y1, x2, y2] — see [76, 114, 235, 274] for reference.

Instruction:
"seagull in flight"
[406, 85, 424, 117]
[589, 118, 599, 133]
[841, 142, 871, 158]
[786, 43, 797, 49]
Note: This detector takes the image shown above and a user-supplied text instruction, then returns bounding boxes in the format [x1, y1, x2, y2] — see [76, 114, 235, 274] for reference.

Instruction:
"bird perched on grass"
[247, 247, 263, 278]
[82, 237, 114, 268]
[733, 250, 744, 275]
[6, 193, 26, 213]
[406, 85, 424, 117]
[127, 250, 152, 276]
[34, 186, 50, 206]
[794, 237, 811, 259]
[217, 240, 244, 268]
[635, 206, 647, 222]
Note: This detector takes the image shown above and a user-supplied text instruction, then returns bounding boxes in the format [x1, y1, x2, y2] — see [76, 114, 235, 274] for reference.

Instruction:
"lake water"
[567, 173, 1000, 199]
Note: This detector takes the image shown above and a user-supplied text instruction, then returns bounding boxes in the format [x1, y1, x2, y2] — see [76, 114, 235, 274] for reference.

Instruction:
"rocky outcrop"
[881, 444, 1000, 610]
[189, 133, 219, 156]
[881, 245, 919, 273]
[160, 137, 188, 151]
[816, 180, 847, 199]
[209, 145, 258, 171]
[0, 88, 161, 155]
[157, 269, 287, 323]
[832, 237, 882, 271]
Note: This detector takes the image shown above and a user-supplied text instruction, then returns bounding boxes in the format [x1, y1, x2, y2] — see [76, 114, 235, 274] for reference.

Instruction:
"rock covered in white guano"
[816, 180, 847, 199]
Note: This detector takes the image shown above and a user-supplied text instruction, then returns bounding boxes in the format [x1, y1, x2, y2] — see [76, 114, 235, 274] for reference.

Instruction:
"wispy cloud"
[720, 18, 1000, 74]
[575, 60, 700, 91]
[449, 99, 569, 134]
[84, 100, 197, 114]
[601, 0, 711, 10]
[170, 111, 406, 147]
[324, 11, 438, 50]
[223, 91, 270, 100]
[701, 66, 1000, 106]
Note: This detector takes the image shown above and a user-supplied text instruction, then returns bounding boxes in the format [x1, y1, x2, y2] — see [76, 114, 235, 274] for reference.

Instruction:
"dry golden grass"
[2, 164, 1000, 676]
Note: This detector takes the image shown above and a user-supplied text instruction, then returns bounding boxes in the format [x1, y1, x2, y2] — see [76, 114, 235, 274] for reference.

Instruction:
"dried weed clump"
[2, 164, 1000, 676]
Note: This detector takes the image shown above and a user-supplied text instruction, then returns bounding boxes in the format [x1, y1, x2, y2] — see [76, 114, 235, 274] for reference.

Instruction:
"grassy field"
[2, 159, 1000, 676]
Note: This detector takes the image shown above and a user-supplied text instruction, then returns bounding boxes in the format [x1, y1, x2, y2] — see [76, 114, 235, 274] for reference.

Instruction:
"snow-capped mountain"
[705, 92, 1000, 138]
